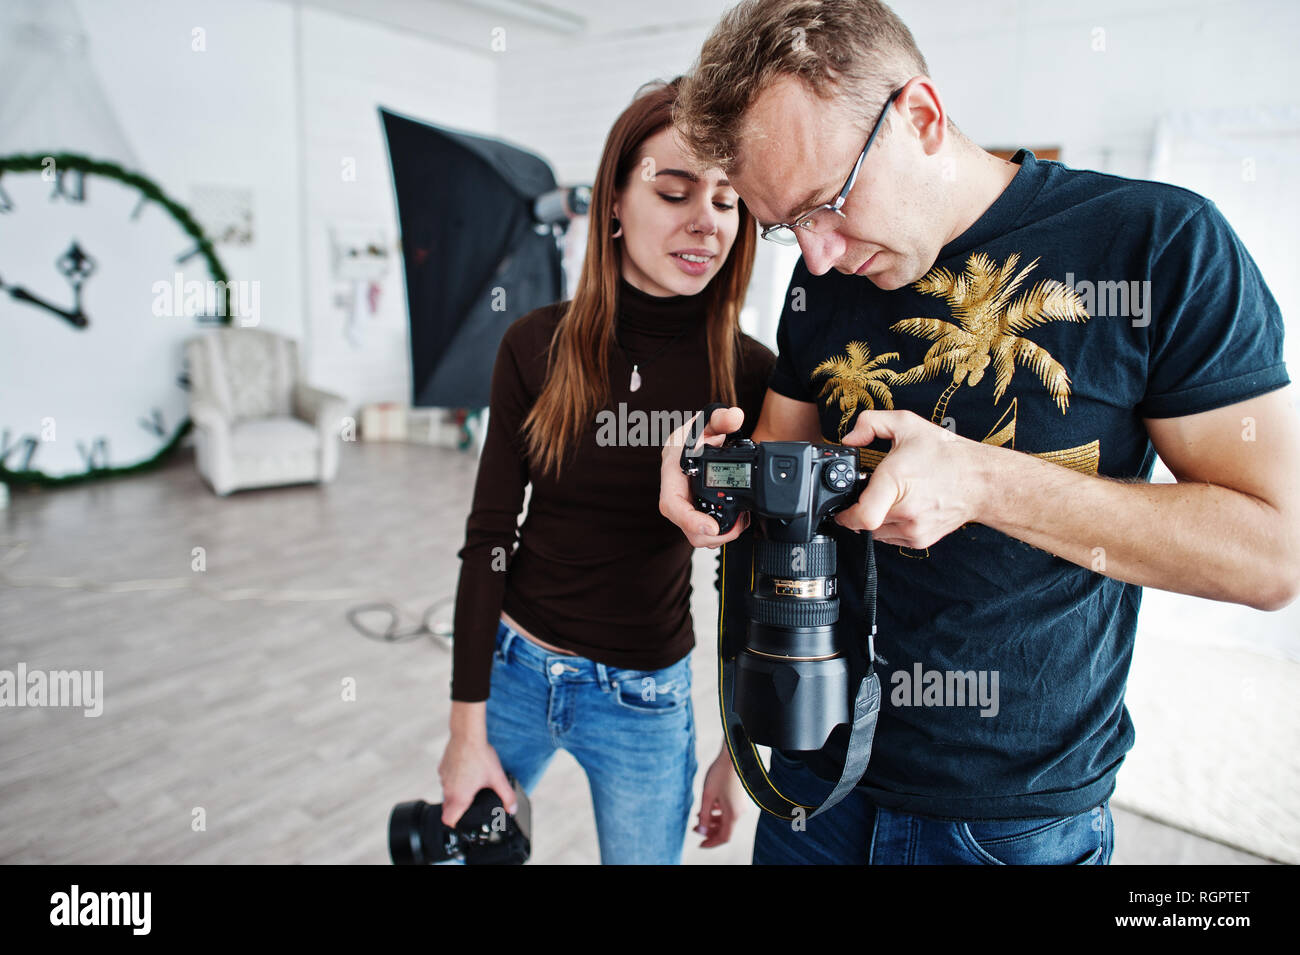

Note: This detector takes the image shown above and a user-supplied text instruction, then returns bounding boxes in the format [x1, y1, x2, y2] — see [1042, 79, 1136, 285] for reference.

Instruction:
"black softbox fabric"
[381, 108, 563, 408]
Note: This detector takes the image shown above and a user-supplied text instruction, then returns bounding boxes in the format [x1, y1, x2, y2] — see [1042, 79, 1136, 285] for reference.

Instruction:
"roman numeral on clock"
[49, 168, 86, 203]
[77, 437, 109, 470]
[0, 431, 39, 471]
[139, 409, 167, 437]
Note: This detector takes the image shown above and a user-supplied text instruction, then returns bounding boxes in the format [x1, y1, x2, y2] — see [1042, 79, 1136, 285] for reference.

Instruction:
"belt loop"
[498, 621, 517, 662]
[595, 662, 613, 692]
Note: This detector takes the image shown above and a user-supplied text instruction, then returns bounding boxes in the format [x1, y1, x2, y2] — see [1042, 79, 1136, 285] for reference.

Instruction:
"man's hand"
[836, 392, 1300, 610]
[659, 406, 750, 548]
[833, 409, 987, 548]
[694, 746, 742, 847]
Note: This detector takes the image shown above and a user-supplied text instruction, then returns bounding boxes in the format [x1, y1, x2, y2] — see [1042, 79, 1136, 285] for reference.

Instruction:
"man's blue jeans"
[753, 748, 1114, 864]
[485, 619, 698, 865]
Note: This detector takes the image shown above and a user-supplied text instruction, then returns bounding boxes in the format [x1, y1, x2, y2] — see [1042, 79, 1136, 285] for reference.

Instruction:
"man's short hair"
[675, 0, 930, 173]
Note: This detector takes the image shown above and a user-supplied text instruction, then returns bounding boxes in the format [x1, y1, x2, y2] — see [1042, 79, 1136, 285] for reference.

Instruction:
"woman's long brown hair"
[522, 76, 757, 477]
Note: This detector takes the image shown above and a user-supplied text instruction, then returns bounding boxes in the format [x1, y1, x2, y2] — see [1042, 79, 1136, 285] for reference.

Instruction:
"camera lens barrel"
[755, 537, 836, 578]
[737, 533, 852, 752]
[745, 596, 838, 632]
[389, 800, 452, 865]
[748, 534, 839, 637]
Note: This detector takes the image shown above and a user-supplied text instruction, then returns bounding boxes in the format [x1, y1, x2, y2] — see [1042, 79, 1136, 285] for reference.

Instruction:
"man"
[660, 0, 1299, 864]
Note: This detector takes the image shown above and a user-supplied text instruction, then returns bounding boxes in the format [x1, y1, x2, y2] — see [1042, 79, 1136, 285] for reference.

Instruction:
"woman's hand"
[438, 701, 517, 827]
[694, 746, 742, 847]
[660, 406, 750, 549]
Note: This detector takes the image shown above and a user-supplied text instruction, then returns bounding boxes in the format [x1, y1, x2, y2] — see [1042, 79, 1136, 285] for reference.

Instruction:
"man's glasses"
[760, 87, 904, 246]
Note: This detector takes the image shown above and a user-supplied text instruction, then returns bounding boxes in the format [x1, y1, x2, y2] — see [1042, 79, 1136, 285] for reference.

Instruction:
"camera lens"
[389, 800, 450, 865]
[749, 535, 839, 646]
[737, 533, 851, 751]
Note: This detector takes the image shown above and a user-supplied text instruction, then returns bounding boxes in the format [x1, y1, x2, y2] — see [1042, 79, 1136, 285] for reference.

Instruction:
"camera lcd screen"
[705, 462, 751, 489]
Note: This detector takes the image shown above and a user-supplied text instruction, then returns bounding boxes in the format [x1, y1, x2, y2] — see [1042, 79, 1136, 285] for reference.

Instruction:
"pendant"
[629, 366, 642, 392]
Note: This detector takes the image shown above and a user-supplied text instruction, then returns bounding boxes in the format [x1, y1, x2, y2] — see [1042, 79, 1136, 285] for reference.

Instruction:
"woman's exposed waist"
[500, 586, 694, 656]
[500, 610, 576, 655]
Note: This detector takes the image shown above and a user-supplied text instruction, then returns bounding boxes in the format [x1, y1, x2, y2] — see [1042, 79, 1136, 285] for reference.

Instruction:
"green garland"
[0, 153, 230, 488]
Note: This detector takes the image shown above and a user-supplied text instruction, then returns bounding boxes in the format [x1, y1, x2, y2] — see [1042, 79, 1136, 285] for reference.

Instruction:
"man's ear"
[898, 76, 946, 157]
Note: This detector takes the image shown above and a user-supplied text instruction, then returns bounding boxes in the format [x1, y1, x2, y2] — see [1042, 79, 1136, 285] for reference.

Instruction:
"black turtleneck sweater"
[450, 279, 775, 702]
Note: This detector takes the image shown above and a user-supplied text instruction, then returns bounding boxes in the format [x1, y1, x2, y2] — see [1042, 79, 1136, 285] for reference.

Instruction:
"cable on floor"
[0, 535, 454, 649]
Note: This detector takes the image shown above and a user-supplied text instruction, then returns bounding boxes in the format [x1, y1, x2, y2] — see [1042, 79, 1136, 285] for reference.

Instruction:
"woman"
[438, 77, 774, 864]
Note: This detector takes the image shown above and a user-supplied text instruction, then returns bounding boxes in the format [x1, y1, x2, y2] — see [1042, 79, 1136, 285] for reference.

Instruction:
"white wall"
[906, 0, 1298, 178]
[73, 0, 303, 344]
[296, 4, 496, 405]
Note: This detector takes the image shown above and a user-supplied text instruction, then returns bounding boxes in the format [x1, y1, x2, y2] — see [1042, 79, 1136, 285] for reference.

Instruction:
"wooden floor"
[0, 441, 1273, 864]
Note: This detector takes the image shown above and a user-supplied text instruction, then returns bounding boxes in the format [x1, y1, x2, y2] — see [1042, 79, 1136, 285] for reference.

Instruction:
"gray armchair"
[185, 328, 348, 496]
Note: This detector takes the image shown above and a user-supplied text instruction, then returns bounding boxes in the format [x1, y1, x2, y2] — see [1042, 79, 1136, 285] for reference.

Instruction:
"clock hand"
[57, 241, 96, 327]
[0, 274, 89, 328]
[57, 242, 97, 286]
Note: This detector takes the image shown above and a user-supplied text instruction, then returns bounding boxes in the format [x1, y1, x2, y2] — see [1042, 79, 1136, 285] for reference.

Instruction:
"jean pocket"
[958, 805, 1105, 865]
[611, 667, 690, 715]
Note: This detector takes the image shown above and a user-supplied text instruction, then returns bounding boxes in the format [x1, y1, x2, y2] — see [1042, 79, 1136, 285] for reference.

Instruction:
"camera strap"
[717, 528, 881, 821]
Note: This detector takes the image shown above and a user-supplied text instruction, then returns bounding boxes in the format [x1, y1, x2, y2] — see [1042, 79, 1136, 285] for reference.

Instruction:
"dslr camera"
[681, 424, 867, 752]
[389, 778, 531, 865]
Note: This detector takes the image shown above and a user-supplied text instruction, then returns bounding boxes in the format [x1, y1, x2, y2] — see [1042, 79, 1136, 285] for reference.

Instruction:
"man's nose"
[795, 230, 842, 276]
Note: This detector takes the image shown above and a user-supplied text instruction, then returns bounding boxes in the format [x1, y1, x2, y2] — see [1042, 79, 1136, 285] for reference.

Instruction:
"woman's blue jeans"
[753, 748, 1114, 865]
[485, 619, 698, 865]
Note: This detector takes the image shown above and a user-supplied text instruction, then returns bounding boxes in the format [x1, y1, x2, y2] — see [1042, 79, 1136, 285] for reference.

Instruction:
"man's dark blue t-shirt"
[768, 149, 1289, 819]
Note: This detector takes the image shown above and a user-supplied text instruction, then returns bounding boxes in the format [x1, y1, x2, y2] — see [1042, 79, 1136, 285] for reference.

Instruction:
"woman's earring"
[610, 216, 622, 238]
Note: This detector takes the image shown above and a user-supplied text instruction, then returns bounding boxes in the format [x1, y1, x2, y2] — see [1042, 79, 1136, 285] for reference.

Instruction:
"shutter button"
[549, 662, 565, 676]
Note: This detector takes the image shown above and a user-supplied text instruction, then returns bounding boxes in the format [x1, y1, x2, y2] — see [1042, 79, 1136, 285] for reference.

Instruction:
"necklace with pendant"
[615, 322, 694, 392]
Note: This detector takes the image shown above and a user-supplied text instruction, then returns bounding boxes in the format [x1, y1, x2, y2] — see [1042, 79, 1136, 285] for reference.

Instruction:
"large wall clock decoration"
[0, 152, 233, 484]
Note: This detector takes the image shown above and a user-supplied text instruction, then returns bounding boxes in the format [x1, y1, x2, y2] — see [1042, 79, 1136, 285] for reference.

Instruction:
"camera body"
[684, 439, 863, 541]
[683, 438, 868, 751]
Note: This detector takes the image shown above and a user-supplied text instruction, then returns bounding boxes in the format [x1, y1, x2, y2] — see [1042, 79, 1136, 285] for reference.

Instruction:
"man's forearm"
[972, 441, 1298, 611]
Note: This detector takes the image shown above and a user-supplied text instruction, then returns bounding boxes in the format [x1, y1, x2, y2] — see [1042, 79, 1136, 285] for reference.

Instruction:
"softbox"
[380, 108, 564, 409]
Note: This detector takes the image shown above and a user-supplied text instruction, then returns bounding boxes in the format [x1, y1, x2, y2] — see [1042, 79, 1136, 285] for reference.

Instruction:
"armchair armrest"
[188, 400, 233, 489]
[189, 399, 231, 440]
[293, 382, 349, 435]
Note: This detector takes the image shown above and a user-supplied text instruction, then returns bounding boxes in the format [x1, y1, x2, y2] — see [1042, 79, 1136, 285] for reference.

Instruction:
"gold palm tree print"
[891, 252, 1089, 422]
[812, 340, 901, 437]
